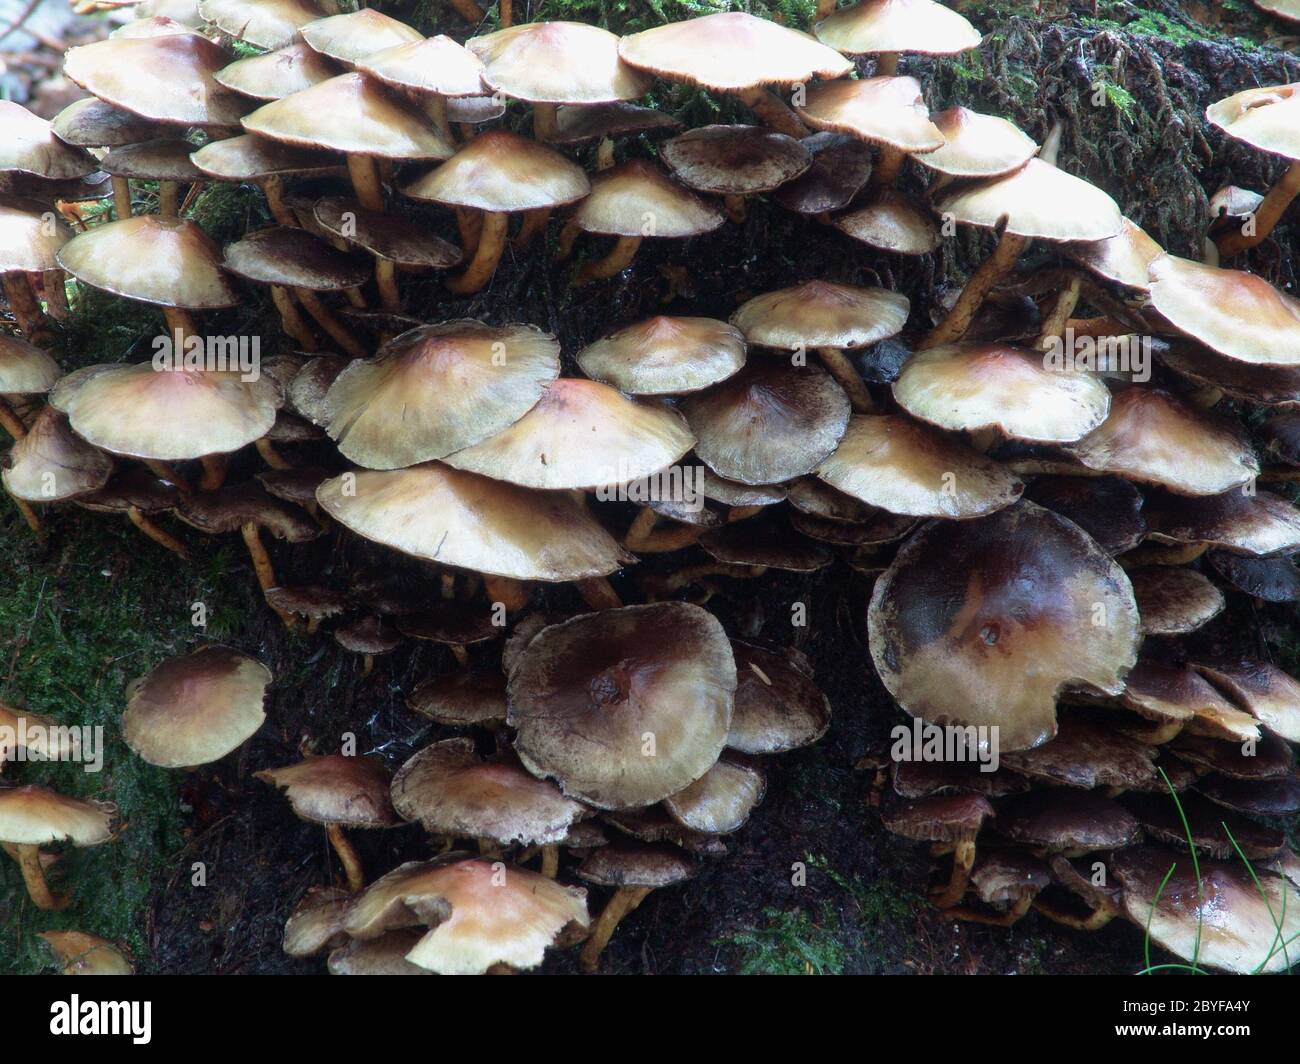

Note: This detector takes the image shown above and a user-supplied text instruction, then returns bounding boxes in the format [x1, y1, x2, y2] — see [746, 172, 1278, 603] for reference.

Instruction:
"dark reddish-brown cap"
[993, 790, 1141, 852]
[0, 102, 97, 180]
[1124, 791, 1282, 861]
[1173, 730, 1294, 780]
[1130, 567, 1225, 636]
[1022, 475, 1147, 555]
[1160, 340, 1300, 405]
[223, 225, 371, 291]
[51, 96, 164, 148]
[1143, 487, 1300, 557]
[468, 21, 649, 104]
[569, 160, 723, 238]
[190, 133, 342, 181]
[357, 35, 485, 98]
[796, 76, 944, 154]
[313, 196, 460, 268]
[199, 0, 323, 50]
[1063, 217, 1164, 292]
[548, 102, 680, 146]
[176, 482, 319, 541]
[256, 754, 398, 828]
[0, 195, 74, 273]
[396, 602, 502, 647]
[300, 9, 422, 65]
[576, 843, 696, 888]
[334, 615, 402, 656]
[663, 758, 765, 834]
[0, 334, 61, 395]
[1193, 659, 1300, 744]
[833, 190, 941, 255]
[700, 515, 833, 572]
[576, 316, 746, 396]
[937, 158, 1123, 241]
[1114, 660, 1260, 742]
[1001, 717, 1157, 790]
[814, 0, 982, 57]
[407, 670, 506, 728]
[661, 124, 810, 196]
[890, 759, 1029, 799]
[1196, 774, 1300, 818]
[726, 643, 829, 756]
[881, 792, 993, 843]
[215, 42, 340, 101]
[919, 107, 1037, 178]
[263, 585, 350, 621]
[1209, 551, 1300, 602]
[2, 408, 112, 503]
[772, 133, 872, 214]
[75, 469, 177, 515]
[732, 280, 909, 351]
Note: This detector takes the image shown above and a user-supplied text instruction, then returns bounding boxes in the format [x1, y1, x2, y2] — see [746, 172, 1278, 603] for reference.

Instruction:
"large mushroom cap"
[2, 408, 112, 502]
[443, 378, 694, 491]
[1206, 83, 1300, 161]
[0, 335, 61, 395]
[215, 43, 340, 101]
[256, 755, 398, 827]
[190, 133, 341, 180]
[893, 342, 1111, 443]
[796, 77, 944, 153]
[0, 102, 98, 180]
[317, 463, 635, 582]
[576, 316, 746, 396]
[63, 35, 247, 128]
[0, 785, 116, 846]
[1001, 717, 1156, 790]
[727, 642, 831, 754]
[357, 35, 486, 97]
[661, 124, 810, 196]
[1022, 475, 1146, 555]
[618, 12, 851, 91]
[1064, 217, 1164, 292]
[122, 646, 270, 768]
[732, 280, 909, 351]
[324, 320, 560, 469]
[814, 0, 982, 56]
[401, 130, 589, 212]
[223, 225, 371, 291]
[507, 603, 736, 809]
[0, 196, 74, 272]
[198, 0, 322, 50]
[920, 107, 1037, 178]
[50, 96, 164, 148]
[468, 21, 648, 104]
[869, 500, 1140, 751]
[570, 160, 723, 238]
[300, 9, 422, 65]
[937, 158, 1123, 241]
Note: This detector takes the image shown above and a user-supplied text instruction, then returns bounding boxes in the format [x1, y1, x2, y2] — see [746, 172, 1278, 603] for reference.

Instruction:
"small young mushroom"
[1129, 568, 1225, 636]
[575, 316, 746, 396]
[880, 793, 993, 909]
[199, 0, 322, 49]
[2, 408, 112, 528]
[99, 139, 204, 217]
[948, 852, 1051, 927]
[661, 124, 811, 223]
[334, 615, 403, 676]
[772, 133, 873, 217]
[664, 758, 766, 835]
[263, 585, 350, 633]
[408, 670, 507, 729]
[727, 642, 831, 755]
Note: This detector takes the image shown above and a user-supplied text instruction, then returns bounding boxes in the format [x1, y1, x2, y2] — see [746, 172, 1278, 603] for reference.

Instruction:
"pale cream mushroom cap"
[468, 21, 648, 104]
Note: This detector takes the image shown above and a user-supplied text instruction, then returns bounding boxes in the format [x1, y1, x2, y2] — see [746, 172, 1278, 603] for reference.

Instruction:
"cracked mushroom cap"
[358, 35, 486, 97]
[569, 160, 723, 238]
[256, 755, 398, 828]
[1115, 661, 1260, 743]
[728, 642, 830, 755]
[100, 139, 204, 183]
[122, 647, 270, 768]
[994, 790, 1141, 852]
[576, 843, 696, 888]
[1001, 717, 1157, 790]
[50, 362, 277, 461]
[324, 320, 560, 469]
[815, 413, 1024, 519]
[300, 8, 422, 65]
[919, 107, 1037, 178]
[772, 133, 872, 214]
[881, 792, 993, 843]
[401, 129, 589, 212]
[661, 124, 811, 196]
[317, 463, 635, 582]
[391, 738, 587, 846]
[198, 0, 322, 50]
[1142, 488, 1300, 557]
[893, 342, 1112, 443]
[1064, 217, 1164, 292]
[191, 133, 342, 180]
[796, 77, 944, 154]
[63, 35, 247, 128]
[468, 21, 648, 104]
[0, 196, 74, 273]
[223, 226, 371, 291]
[2, 408, 112, 502]
[732, 280, 909, 351]
[936, 158, 1123, 241]
[507, 603, 736, 809]
[1067, 387, 1258, 496]
[39, 931, 134, 976]
[0, 335, 61, 395]
[1130, 567, 1225, 636]
[1123, 792, 1283, 861]
[869, 499, 1141, 752]
[833, 190, 941, 255]
[243, 73, 454, 160]
[0, 102, 97, 180]
[1193, 660, 1300, 744]
[0, 786, 116, 846]
[1022, 475, 1147, 556]
[1207, 82, 1300, 162]
[682, 360, 851, 485]
[664, 758, 765, 834]
[175, 482, 319, 541]
[343, 857, 589, 974]
[408, 671, 507, 728]
[215, 43, 340, 101]
[283, 886, 351, 958]
[443, 378, 694, 492]
[51, 97, 164, 148]
[315, 197, 460, 267]
[576, 316, 746, 396]
[619, 12, 851, 91]
[814, 0, 981, 56]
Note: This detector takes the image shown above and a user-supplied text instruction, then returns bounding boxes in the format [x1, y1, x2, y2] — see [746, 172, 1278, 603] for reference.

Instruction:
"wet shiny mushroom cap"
[1142, 488, 1300, 557]
[576, 843, 696, 888]
[682, 360, 851, 485]
[2, 408, 112, 502]
[468, 21, 648, 104]
[664, 759, 765, 834]
[1174, 730, 1294, 780]
[661, 124, 810, 196]
[121, 646, 271, 768]
[300, 8, 422, 65]
[190, 133, 342, 180]
[1063, 217, 1164, 292]
[0, 196, 74, 273]
[0, 102, 98, 180]
[256, 755, 397, 827]
[619, 12, 851, 90]
[1206, 82, 1300, 162]
[833, 190, 941, 255]
[919, 107, 1037, 178]
[813, 0, 982, 56]
[1117, 661, 1260, 742]
[324, 320, 560, 469]
[1022, 475, 1147, 555]
[408, 671, 506, 728]
[357, 35, 485, 97]
[771, 133, 872, 214]
[224, 226, 371, 291]
[198, 0, 322, 50]
[100, 139, 204, 183]
[443, 378, 694, 491]
[39, 931, 134, 975]
[1001, 718, 1157, 790]
[870, 500, 1141, 752]
[796, 77, 944, 154]
[881, 793, 993, 843]
[576, 316, 746, 396]
[507, 603, 736, 809]
[569, 160, 723, 238]
[732, 280, 909, 351]
[50, 97, 164, 148]
[726, 642, 829, 754]
[0, 785, 116, 846]
[937, 158, 1123, 241]
[1124, 792, 1283, 861]
[816, 413, 1023, 519]
[1193, 660, 1300, 744]
[893, 342, 1112, 443]
[317, 463, 635, 582]
[0, 335, 61, 395]
[994, 791, 1142, 854]
[215, 43, 340, 101]
[1130, 567, 1225, 636]
[401, 130, 589, 212]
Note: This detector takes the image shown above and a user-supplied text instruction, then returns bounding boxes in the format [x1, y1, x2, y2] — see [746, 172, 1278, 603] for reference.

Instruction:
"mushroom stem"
[919, 229, 1028, 349]
[162, 307, 199, 351]
[723, 195, 747, 224]
[362, 654, 374, 676]
[450, 0, 484, 20]
[554, 219, 581, 261]
[871, 145, 906, 188]
[199, 454, 228, 491]
[375, 259, 402, 311]
[875, 52, 900, 77]
[1216, 159, 1300, 256]
[263, 176, 296, 227]
[624, 510, 703, 552]
[326, 823, 365, 892]
[576, 236, 642, 285]
[3, 273, 53, 341]
[576, 576, 623, 610]
[540, 844, 558, 879]
[949, 893, 1034, 927]
[0, 397, 27, 439]
[482, 573, 531, 611]
[930, 840, 976, 909]
[9, 492, 41, 534]
[446, 211, 508, 294]
[127, 506, 189, 558]
[579, 885, 652, 972]
[815, 347, 875, 412]
[513, 208, 551, 251]
[5, 842, 68, 910]
[255, 437, 291, 471]
[449, 644, 470, 667]
[270, 286, 318, 350]
[158, 180, 180, 218]
[596, 138, 616, 171]
[533, 103, 558, 142]
[1034, 274, 1082, 352]
[1033, 897, 1117, 931]
[111, 175, 132, 219]
[242, 522, 295, 629]
[423, 95, 452, 143]
[499, 0, 512, 27]
[455, 208, 482, 258]
[295, 289, 370, 359]
[346, 155, 385, 212]
[735, 86, 808, 138]
[144, 459, 189, 493]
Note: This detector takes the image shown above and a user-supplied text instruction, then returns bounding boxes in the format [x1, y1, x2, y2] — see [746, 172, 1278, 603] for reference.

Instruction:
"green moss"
[719, 906, 847, 975]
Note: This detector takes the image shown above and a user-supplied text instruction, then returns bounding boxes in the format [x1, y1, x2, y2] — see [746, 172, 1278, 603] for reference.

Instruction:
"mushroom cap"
[287, 354, 349, 425]
[122, 646, 270, 768]
[1193, 660, 1300, 744]
[407, 670, 506, 727]
[397, 602, 503, 646]
[57, 215, 238, 308]
[1022, 475, 1147, 555]
[1131, 567, 1225, 635]
[833, 190, 941, 255]
[995, 790, 1142, 851]
[327, 931, 429, 975]
[334, 615, 402, 655]
[869, 500, 1141, 752]
[1123, 792, 1283, 861]
[785, 475, 877, 522]
[110, 15, 203, 39]
[243, 73, 454, 160]
[448, 95, 506, 125]
[400, 129, 589, 212]
[701, 515, 833, 571]
[1209, 550, 1300, 603]
[256, 754, 398, 828]
[198, 0, 322, 50]
[317, 463, 635, 582]
[970, 852, 1052, 905]
[664, 758, 766, 834]
[1173, 730, 1294, 780]
[1210, 184, 1265, 220]
[467, 21, 649, 104]
[324, 320, 560, 469]
[177, 481, 319, 542]
[548, 102, 680, 146]
[299, 9, 422, 65]
[727, 642, 831, 754]
[1143, 487, 1300, 557]
[880, 792, 993, 843]
[39, 931, 134, 975]
[63, 35, 247, 128]
[0, 785, 116, 846]
[50, 362, 278, 461]
[1263, 408, 1300, 466]
[1001, 717, 1157, 790]
[1206, 83, 1300, 162]
[618, 12, 851, 91]
[51, 96, 164, 148]
[1063, 217, 1164, 292]
[0, 102, 98, 180]
[576, 843, 696, 888]
[1147, 254, 1300, 368]
[919, 107, 1037, 178]
[682, 360, 851, 485]
[190, 133, 342, 180]
[732, 280, 909, 350]
[702, 469, 788, 507]
[283, 886, 351, 958]
[76, 468, 177, 515]
[312, 196, 460, 267]
[796, 76, 944, 153]
[661, 124, 811, 196]
[1116, 661, 1260, 742]
[1196, 774, 1300, 818]
[814, 0, 982, 56]
[390, 738, 588, 846]
[2, 408, 112, 502]
[443, 378, 695, 491]
[357, 35, 485, 97]
[0, 195, 74, 273]
[100, 139, 205, 182]
[936, 158, 1123, 241]
[0, 703, 81, 771]
[576, 316, 746, 396]
[507, 603, 736, 809]
[215, 43, 340, 101]
[569, 160, 723, 238]
[0, 334, 61, 395]
[223, 225, 371, 291]
[815, 413, 1023, 519]
[771, 133, 872, 214]
[893, 342, 1112, 443]
[1067, 387, 1258, 496]
[263, 584, 349, 619]
[1256, 0, 1300, 20]
[1164, 343, 1300, 405]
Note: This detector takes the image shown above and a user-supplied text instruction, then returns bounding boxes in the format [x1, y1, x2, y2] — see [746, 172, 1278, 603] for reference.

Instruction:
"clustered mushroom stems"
[269, 286, 319, 350]
[816, 347, 876, 412]
[343, 155, 403, 312]
[2, 841, 68, 910]
[296, 292, 370, 360]
[262, 177, 297, 228]
[735, 87, 809, 140]
[513, 209, 551, 251]
[579, 885, 654, 972]
[1217, 158, 1300, 256]
[624, 508, 707, 552]
[447, 211, 509, 294]
[456, 208, 482, 257]
[575, 576, 623, 610]
[638, 563, 767, 599]
[948, 894, 1035, 928]
[930, 840, 977, 909]
[326, 823, 365, 892]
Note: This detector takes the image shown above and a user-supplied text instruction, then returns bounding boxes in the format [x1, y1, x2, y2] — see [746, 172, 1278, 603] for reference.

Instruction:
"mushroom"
[198, 0, 323, 51]
[727, 642, 831, 755]
[283, 886, 351, 959]
[545, 103, 680, 170]
[0, 333, 60, 441]
[0, 100, 98, 190]
[994, 789, 1142, 857]
[327, 931, 430, 975]
[1196, 774, 1300, 819]
[1172, 730, 1294, 780]
[334, 615, 402, 676]
[1021, 475, 1147, 555]
[408, 670, 507, 730]
[1208, 550, 1300, 603]
[0, 195, 74, 342]
[813, 0, 982, 77]
[39, 931, 134, 975]
[1063, 216, 1164, 295]
[918, 107, 1038, 180]
[948, 852, 1051, 927]
[576, 316, 746, 396]
[356, 35, 487, 144]
[1111, 661, 1260, 744]
[1001, 717, 1157, 791]
[190, 133, 343, 229]
[0, 702, 81, 774]
[664, 758, 766, 835]
[832, 189, 941, 257]
[99, 139, 204, 218]
[880, 793, 993, 908]
[2, 407, 112, 527]
[299, 8, 423, 66]
[263, 585, 349, 633]
[1130, 568, 1225, 636]
[771, 132, 873, 217]
[661, 124, 811, 223]
[1192, 660, 1300, 744]
[1141, 487, 1300, 557]
[1123, 792, 1283, 862]
[0, 786, 115, 910]
[215, 43, 340, 102]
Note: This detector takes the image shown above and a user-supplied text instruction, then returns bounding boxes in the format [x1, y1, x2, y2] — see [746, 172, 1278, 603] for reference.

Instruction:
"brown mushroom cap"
[1193, 660, 1300, 744]
[937, 159, 1123, 241]
[76, 468, 177, 515]
[548, 102, 680, 146]
[110, 15, 203, 40]
[0, 335, 61, 395]
[175, 482, 319, 541]
[682, 360, 851, 485]
[312, 196, 460, 268]
[122, 646, 270, 768]
[919, 107, 1037, 178]
[771, 133, 873, 214]
[256, 754, 398, 827]
[664, 758, 765, 834]
[576, 843, 696, 888]
[324, 320, 560, 469]
[190, 133, 341, 180]
[50, 97, 164, 148]
[833, 190, 941, 255]
[317, 463, 635, 582]
[263, 584, 349, 620]
[1022, 475, 1147, 556]
[732, 280, 909, 351]
[199, 0, 322, 50]
[39, 931, 134, 975]
[223, 225, 371, 291]
[507, 603, 735, 809]
[327, 931, 429, 975]
[0, 704, 81, 771]
[100, 139, 205, 183]
[1130, 567, 1225, 635]
[286, 354, 347, 425]
[1209, 550, 1300, 602]
[0, 785, 116, 846]
[814, 0, 982, 56]
[661, 124, 811, 196]
[407, 670, 506, 727]
[300, 9, 422, 65]
[1196, 774, 1300, 818]
[1206, 83, 1300, 162]
[881, 792, 993, 843]
[970, 852, 1052, 906]
[890, 758, 1029, 799]
[1001, 717, 1156, 790]
[334, 614, 402, 656]
[1143, 487, 1300, 557]
[0, 195, 74, 273]
[576, 316, 745, 396]
[994, 790, 1142, 852]
[215, 43, 340, 101]
[1173, 730, 1294, 780]
[401, 129, 589, 212]
[356, 35, 485, 98]
[797, 77, 944, 153]
[870, 500, 1141, 752]
[283, 886, 351, 958]
[2, 408, 112, 502]
[63, 35, 247, 128]
[1124, 792, 1283, 861]
[468, 21, 648, 105]
[1115, 660, 1260, 742]
[618, 12, 851, 91]
[893, 342, 1111, 443]
[701, 515, 833, 571]
[569, 160, 723, 238]
[1159, 339, 1300, 405]
[726, 642, 830, 755]
[0, 102, 98, 180]
[1063, 217, 1164, 292]
[448, 95, 507, 126]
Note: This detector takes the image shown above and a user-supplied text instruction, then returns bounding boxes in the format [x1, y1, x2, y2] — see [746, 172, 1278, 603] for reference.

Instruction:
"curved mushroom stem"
[326, 823, 365, 892]
[499, 0, 512, 27]
[875, 52, 900, 77]
[540, 845, 559, 879]
[270, 286, 318, 350]
[9, 493, 41, 534]
[948, 893, 1034, 927]
[449, 644, 470, 668]
[242, 522, 295, 629]
[1032, 897, 1117, 931]
[919, 230, 1028, 350]
[554, 219, 581, 262]
[255, 437, 291, 471]
[579, 886, 652, 972]
[5, 842, 69, 910]
[723, 195, 747, 224]
[513, 209, 551, 251]
[199, 454, 228, 492]
[446, 211, 508, 294]
[263, 176, 296, 227]
[347, 155, 385, 212]
[362, 654, 374, 677]
[576, 576, 623, 610]
[815, 347, 875, 412]
[450, 0, 484, 20]
[294, 290, 370, 359]
[455, 208, 483, 259]
[1216, 159, 1300, 256]
[3, 273, 54, 342]
[423, 95, 452, 143]
[576, 236, 642, 285]
[158, 180, 180, 218]
[111, 175, 132, 219]
[532, 103, 558, 142]
[0, 397, 27, 439]
[930, 840, 976, 909]
[1034, 274, 1083, 352]
[127, 506, 189, 558]
[735, 86, 808, 138]
[871, 145, 906, 188]
[482, 573, 531, 612]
